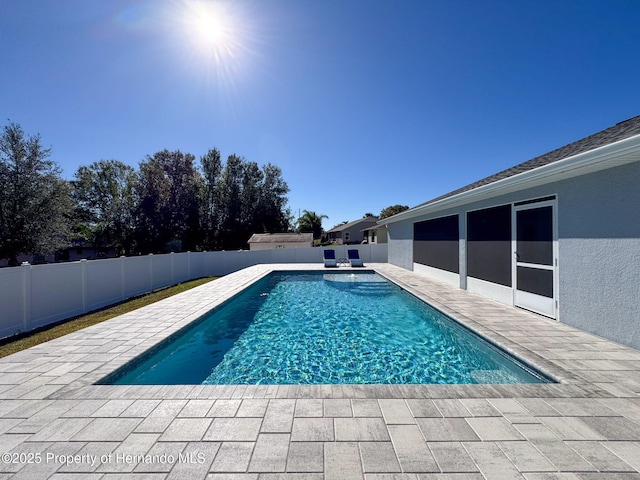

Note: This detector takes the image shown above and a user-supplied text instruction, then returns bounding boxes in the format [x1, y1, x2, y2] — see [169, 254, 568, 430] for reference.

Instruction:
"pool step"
[324, 275, 394, 296]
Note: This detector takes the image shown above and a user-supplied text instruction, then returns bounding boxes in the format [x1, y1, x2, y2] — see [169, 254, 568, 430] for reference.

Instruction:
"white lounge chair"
[323, 249, 337, 267]
[348, 249, 364, 267]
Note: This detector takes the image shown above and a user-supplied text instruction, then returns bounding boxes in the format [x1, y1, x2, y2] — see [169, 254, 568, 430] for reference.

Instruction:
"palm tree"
[297, 210, 328, 240]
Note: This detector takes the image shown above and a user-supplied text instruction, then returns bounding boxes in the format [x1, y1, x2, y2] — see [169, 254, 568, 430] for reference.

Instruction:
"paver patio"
[1, 263, 640, 479]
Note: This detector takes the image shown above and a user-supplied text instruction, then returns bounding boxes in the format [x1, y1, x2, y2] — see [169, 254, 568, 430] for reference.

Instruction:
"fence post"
[170, 252, 175, 285]
[187, 251, 191, 280]
[149, 254, 154, 291]
[80, 259, 88, 313]
[21, 262, 32, 333]
[120, 256, 126, 301]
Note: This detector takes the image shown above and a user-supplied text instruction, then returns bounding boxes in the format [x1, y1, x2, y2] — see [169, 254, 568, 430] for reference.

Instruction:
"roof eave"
[379, 134, 640, 225]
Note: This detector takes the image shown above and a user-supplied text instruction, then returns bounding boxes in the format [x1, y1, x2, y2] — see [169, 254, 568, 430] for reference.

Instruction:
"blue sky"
[2, 0, 639, 230]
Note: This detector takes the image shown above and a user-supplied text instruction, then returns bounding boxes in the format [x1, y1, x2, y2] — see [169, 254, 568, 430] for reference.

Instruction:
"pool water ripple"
[108, 272, 546, 385]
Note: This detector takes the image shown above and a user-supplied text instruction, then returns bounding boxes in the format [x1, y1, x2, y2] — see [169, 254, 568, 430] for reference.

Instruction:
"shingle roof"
[415, 115, 640, 208]
[326, 216, 379, 233]
[248, 233, 313, 244]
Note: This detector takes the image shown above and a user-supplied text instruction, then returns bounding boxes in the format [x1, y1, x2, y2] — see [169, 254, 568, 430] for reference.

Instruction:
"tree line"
[0, 122, 292, 266]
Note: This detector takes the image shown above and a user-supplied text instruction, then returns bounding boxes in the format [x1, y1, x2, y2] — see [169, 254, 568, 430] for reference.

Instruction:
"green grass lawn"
[0, 276, 217, 359]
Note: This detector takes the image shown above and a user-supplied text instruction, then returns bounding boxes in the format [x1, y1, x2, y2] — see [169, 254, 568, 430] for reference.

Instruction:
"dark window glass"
[517, 266, 553, 297]
[413, 215, 459, 273]
[516, 206, 553, 266]
[467, 205, 512, 287]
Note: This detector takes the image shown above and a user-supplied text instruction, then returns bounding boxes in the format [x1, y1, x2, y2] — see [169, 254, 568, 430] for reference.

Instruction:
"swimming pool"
[103, 271, 549, 385]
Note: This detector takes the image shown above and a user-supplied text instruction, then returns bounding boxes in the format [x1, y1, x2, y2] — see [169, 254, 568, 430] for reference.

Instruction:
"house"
[59, 240, 118, 262]
[0, 240, 117, 267]
[247, 233, 313, 250]
[362, 225, 388, 244]
[326, 216, 379, 245]
[0, 252, 55, 267]
[379, 115, 640, 350]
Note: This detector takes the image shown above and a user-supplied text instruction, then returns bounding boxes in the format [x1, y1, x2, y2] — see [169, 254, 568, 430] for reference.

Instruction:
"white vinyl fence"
[0, 244, 387, 340]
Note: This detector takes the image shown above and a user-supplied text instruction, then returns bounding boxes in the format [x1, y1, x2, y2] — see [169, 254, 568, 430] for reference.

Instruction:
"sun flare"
[182, 1, 240, 63]
[166, 0, 261, 102]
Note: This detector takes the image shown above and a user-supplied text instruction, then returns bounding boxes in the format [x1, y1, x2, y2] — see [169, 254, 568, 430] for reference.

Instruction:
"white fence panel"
[370, 244, 388, 262]
[204, 251, 224, 276]
[304, 247, 319, 263]
[30, 263, 83, 329]
[86, 258, 123, 311]
[224, 251, 241, 273]
[0, 244, 388, 340]
[230, 251, 259, 273]
[251, 249, 273, 267]
[123, 256, 152, 298]
[173, 253, 190, 284]
[0, 267, 25, 338]
[151, 254, 172, 290]
[190, 252, 208, 279]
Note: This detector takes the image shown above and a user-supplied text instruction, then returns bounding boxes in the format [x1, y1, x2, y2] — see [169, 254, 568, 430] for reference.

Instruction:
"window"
[466, 205, 512, 287]
[413, 215, 459, 273]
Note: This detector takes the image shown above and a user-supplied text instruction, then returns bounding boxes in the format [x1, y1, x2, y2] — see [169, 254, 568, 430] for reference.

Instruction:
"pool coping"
[100, 267, 557, 388]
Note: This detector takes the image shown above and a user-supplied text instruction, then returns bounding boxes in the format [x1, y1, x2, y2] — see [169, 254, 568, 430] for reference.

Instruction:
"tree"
[216, 154, 244, 249]
[0, 122, 72, 265]
[297, 210, 327, 240]
[255, 163, 292, 234]
[199, 148, 223, 250]
[136, 150, 202, 253]
[211, 155, 292, 250]
[379, 204, 409, 219]
[71, 160, 138, 256]
[240, 160, 264, 237]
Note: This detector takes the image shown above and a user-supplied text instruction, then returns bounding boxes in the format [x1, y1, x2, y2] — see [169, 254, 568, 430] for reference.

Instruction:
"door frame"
[512, 198, 558, 319]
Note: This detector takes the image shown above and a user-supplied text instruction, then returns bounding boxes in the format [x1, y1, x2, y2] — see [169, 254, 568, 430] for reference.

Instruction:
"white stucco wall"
[556, 161, 640, 350]
[387, 221, 413, 270]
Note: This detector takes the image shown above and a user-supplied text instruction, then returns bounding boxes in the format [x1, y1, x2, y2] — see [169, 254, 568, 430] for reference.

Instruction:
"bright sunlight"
[180, 0, 240, 63]
[162, 0, 264, 110]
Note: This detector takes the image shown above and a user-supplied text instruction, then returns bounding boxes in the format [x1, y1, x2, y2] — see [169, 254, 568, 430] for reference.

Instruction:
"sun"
[181, 1, 240, 63]
[166, 0, 261, 99]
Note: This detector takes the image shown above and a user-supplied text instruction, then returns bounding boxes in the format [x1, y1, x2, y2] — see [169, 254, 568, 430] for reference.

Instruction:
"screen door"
[513, 200, 557, 318]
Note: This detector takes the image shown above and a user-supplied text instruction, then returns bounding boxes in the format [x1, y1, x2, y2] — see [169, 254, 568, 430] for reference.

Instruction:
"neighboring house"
[0, 253, 55, 267]
[379, 115, 640, 350]
[248, 233, 313, 250]
[0, 241, 117, 267]
[326, 217, 379, 245]
[362, 225, 388, 244]
[57, 239, 118, 262]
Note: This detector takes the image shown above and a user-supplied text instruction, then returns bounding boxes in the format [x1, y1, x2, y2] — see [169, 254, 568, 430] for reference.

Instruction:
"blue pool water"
[105, 272, 549, 385]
